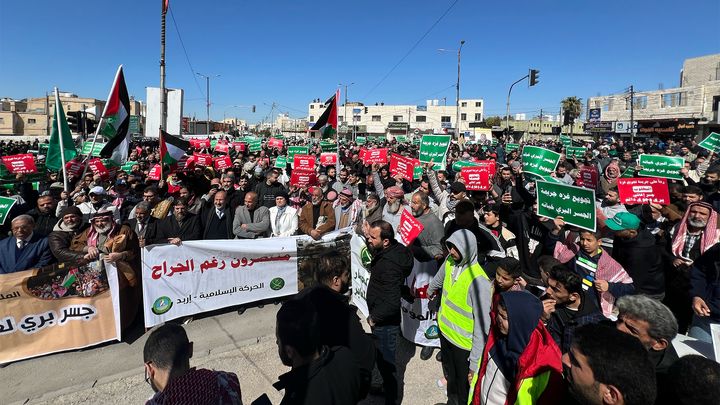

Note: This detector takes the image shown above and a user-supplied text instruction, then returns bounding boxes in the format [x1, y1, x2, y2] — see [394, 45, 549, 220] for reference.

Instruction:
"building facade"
[307, 98, 484, 137]
[587, 54, 720, 140]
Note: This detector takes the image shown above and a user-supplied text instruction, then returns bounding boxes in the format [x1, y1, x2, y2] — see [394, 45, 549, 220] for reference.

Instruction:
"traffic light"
[252, 105, 256, 113]
[529, 69, 540, 86]
[66, 111, 81, 133]
[85, 118, 96, 134]
[364, 107, 368, 114]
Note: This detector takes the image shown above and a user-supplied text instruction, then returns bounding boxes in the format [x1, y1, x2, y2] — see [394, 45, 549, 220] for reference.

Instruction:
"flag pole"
[79, 65, 124, 180]
[335, 89, 341, 175]
[55, 87, 69, 192]
[159, 129, 164, 181]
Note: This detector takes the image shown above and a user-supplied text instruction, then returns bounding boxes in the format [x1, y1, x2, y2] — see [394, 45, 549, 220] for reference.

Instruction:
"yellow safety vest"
[438, 258, 489, 350]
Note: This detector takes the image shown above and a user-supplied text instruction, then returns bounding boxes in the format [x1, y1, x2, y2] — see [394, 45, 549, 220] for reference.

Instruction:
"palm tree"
[561, 96, 583, 136]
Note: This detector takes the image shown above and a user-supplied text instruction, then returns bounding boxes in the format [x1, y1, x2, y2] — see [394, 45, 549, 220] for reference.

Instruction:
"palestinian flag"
[99, 66, 131, 165]
[160, 130, 190, 165]
[47, 89, 78, 171]
[310, 90, 339, 139]
[61, 268, 78, 289]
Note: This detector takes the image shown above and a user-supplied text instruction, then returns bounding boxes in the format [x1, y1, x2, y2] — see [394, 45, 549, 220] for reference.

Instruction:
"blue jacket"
[0, 234, 54, 274]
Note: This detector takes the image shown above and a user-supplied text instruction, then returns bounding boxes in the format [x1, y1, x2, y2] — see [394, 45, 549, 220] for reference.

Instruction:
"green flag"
[47, 94, 77, 171]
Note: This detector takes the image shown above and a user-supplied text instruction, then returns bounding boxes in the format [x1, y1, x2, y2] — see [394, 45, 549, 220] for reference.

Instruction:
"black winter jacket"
[366, 241, 414, 326]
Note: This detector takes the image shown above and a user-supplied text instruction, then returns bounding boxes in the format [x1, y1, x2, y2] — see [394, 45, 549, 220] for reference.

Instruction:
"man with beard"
[427, 165, 468, 222]
[299, 187, 336, 240]
[665, 201, 719, 333]
[220, 173, 242, 211]
[333, 188, 362, 230]
[26, 195, 58, 237]
[255, 169, 287, 208]
[177, 186, 203, 215]
[410, 191, 445, 262]
[298, 252, 376, 400]
[201, 190, 234, 240]
[356, 193, 383, 236]
[127, 202, 155, 247]
[374, 184, 407, 230]
[366, 220, 414, 405]
[699, 167, 720, 212]
[562, 324, 656, 405]
[71, 210, 140, 328]
[233, 191, 270, 239]
[72, 186, 120, 224]
[274, 298, 362, 405]
[48, 206, 89, 265]
[143, 324, 242, 404]
[146, 198, 202, 246]
[332, 167, 351, 194]
[595, 187, 627, 253]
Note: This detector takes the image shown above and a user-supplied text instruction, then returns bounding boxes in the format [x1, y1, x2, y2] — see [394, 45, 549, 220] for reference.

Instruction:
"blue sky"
[1, 0, 718, 123]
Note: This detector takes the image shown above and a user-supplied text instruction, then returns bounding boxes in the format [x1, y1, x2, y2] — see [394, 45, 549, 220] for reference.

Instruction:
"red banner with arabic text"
[398, 209, 424, 246]
[2, 154, 37, 174]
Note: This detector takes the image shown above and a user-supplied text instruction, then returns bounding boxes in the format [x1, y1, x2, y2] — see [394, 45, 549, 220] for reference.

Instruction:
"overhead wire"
[168, 6, 206, 98]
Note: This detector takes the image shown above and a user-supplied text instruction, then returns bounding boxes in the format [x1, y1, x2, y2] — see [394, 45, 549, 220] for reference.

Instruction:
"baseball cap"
[89, 186, 106, 195]
[605, 212, 641, 231]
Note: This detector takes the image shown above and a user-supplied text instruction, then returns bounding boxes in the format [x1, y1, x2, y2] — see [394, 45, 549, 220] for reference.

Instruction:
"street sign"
[588, 108, 601, 123]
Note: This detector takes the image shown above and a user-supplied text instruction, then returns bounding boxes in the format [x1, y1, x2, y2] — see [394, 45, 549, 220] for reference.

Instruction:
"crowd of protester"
[2, 133, 720, 403]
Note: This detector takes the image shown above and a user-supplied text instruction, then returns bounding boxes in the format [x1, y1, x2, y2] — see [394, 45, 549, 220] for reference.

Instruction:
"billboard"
[145, 87, 183, 138]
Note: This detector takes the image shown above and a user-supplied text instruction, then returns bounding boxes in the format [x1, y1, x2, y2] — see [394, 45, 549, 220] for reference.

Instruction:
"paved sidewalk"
[2, 303, 447, 405]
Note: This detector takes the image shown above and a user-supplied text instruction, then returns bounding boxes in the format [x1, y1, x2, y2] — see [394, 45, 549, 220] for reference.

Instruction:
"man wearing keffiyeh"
[665, 201, 719, 333]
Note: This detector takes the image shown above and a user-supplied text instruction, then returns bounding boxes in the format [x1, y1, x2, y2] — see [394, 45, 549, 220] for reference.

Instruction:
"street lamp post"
[505, 73, 529, 141]
[196, 72, 220, 134]
[456, 40, 465, 141]
[339, 82, 355, 140]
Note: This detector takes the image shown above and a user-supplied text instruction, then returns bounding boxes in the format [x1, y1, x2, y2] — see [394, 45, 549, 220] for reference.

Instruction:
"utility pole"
[505, 73, 530, 141]
[197, 73, 220, 134]
[339, 82, 354, 140]
[160, 0, 167, 132]
[629, 85, 635, 143]
[45, 91, 50, 136]
[539, 108, 543, 138]
[455, 40, 465, 140]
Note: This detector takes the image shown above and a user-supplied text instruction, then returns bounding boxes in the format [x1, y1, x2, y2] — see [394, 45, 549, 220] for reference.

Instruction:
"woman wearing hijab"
[472, 291, 563, 405]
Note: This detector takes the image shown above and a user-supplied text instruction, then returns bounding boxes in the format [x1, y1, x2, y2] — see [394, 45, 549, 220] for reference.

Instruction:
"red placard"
[190, 138, 211, 149]
[472, 159, 497, 177]
[398, 209, 424, 246]
[2, 154, 37, 174]
[214, 156, 232, 171]
[232, 142, 246, 152]
[461, 166, 492, 191]
[87, 158, 109, 179]
[65, 160, 85, 177]
[361, 148, 388, 165]
[320, 152, 338, 166]
[214, 141, 229, 154]
[268, 138, 284, 149]
[617, 178, 670, 205]
[293, 154, 316, 170]
[148, 164, 162, 181]
[576, 166, 599, 189]
[290, 168, 318, 187]
[389, 153, 417, 181]
[193, 153, 213, 167]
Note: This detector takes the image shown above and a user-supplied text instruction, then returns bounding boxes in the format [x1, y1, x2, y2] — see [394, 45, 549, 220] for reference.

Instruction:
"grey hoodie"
[428, 229, 493, 372]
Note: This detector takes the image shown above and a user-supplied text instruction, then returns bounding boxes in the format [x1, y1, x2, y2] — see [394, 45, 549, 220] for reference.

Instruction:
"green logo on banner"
[270, 277, 285, 291]
[151, 296, 173, 315]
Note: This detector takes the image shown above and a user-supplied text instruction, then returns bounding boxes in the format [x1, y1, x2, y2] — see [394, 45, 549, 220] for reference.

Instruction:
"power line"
[361, 0, 461, 99]
[168, 7, 205, 98]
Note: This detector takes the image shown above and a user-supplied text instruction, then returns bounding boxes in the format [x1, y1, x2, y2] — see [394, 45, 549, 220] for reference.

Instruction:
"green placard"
[39, 143, 49, 155]
[210, 139, 218, 149]
[559, 135, 572, 147]
[0, 163, 11, 179]
[82, 142, 105, 157]
[0, 196, 18, 225]
[638, 154, 684, 180]
[274, 156, 288, 168]
[566, 146, 587, 159]
[121, 161, 138, 172]
[356, 136, 366, 145]
[521, 146, 561, 176]
[620, 166, 635, 178]
[395, 135, 407, 143]
[129, 115, 140, 133]
[698, 132, 720, 153]
[412, 137, 421, 145]
[505, 143, 520, 152]
[536, 181, 596, 232]
[320, 142, 336, 152]
[451, 160, 481, 172]
[248, 141, 262, 152]
[491, 138, 498, 147]
[413, 165, 423, 180]
[419, 135, 451, 165]
[287, 146, 308, 160]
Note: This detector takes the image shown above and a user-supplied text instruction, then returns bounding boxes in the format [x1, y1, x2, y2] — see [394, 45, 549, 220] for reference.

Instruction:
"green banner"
[39, 143, 49, 155]
[505, 143, 520, 152]
[248, 141, 262, 152]
[638, 154, 684, 180]
[287, 146, 308, 160]
[536, 181, 596, 231]
[82, 142, 105, 157]
[356, 136, 366, 145]
[559, 135, 572, 148]
[274, 156, 288, 168]
[565, 146, 587, 159]
[121, 161, 138, 172]
[698, 132, 720, 153]
[521, 146, 561, 176]
[210, 139, 218, 149]
[413, 165, 423, 180]
[0, 196, 18, 225]
[620, 166, 636, 178]
[419, 135, 451, 165]
[129, 115, 140, 133]
[451, 160, 481, 172]
[395, 135, 408, 143]
[491, 138, 498, 147]
[320, 142, 336, 152]
[412, 137, 421, 145]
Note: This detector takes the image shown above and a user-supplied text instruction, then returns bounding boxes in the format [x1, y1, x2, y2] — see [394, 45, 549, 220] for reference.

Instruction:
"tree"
[482, 116, 503, 128]
[561, 96, 583, 136]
